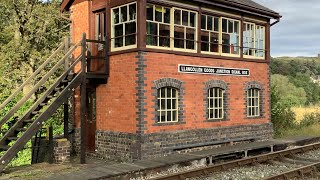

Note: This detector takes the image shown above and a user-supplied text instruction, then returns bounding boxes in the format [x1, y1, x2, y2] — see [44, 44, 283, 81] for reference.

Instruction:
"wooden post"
[48, 126, 54, 164]
[64, 37, 70, 140]
[104, 35, 109, 75]
[80, 33, 87, 164]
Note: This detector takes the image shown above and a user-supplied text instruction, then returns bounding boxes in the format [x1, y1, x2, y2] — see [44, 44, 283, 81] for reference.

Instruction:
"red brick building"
[61, 0, 281, 161]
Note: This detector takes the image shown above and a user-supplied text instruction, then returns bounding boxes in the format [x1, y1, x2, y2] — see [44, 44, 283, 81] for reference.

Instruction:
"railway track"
[149, 142, 320, 180]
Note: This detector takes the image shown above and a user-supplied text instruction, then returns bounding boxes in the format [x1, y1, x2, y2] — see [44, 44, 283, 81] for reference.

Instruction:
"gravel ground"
[192, 163, 302, 180]
[131, 159, 207, 180]
[296, 149, 320, 159]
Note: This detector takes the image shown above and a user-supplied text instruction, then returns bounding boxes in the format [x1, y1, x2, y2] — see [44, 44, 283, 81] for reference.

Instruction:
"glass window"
[112, 3, 137, 49]
[174, 8, 197, 50]
[247, 88, 260, 117]
[146, 4, 171, 48]
[208, 88, 224, 120]
[201, 14, 220, 53]
[243, 23, 265, 58]
[157, 87, 179, 123]
[222, 18, 240, 55]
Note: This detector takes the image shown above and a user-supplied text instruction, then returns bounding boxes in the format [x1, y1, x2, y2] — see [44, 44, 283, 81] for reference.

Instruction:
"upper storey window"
[111, 3, 137, 51]
[201, 14, 220, 53]
[243, 22, 265, 58]
[146, 5, 198, 52]
[222, 18, 240, 56]
[146, 5, 171, 48]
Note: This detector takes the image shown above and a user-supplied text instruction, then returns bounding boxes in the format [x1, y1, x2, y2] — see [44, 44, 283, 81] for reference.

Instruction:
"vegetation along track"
[150, 142, 320, 180]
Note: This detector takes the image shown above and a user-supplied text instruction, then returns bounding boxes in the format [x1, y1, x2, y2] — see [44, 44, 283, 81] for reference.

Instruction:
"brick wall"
[53, 139, 71, 163]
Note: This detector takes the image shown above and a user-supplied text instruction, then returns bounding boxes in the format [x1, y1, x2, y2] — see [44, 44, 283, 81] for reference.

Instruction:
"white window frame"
[208, 88, 224, 120]
[247, 88, 260, 117]
[146, 5, 198, 52]
[146, 4, 172, 50]
[111, 2, 137, 52]
[221, 17, 241, 57]
[243, 22, 265, 59]
[157, 87, 179, 123]
[200, 14, 220, 55]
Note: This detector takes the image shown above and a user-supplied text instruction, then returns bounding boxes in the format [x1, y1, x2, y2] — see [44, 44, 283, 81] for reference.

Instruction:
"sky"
[254, 0, 320, 57]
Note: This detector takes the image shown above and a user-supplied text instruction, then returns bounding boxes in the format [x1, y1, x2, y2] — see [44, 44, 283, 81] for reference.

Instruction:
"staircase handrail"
[0, 42, 65, 110]
[0, 40, 82, 128]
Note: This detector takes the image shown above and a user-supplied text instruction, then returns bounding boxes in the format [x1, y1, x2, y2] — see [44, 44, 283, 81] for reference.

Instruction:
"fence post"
[64, 36, 70, 140]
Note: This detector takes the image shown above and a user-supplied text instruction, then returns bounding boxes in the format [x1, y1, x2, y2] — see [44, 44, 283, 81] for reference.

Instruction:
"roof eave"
[60, 0, 74, 12]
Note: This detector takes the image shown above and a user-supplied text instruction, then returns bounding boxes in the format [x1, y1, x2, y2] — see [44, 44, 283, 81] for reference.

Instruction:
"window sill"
[110, 44, 137, 52]
[152, 121, 186, 126]
[204, 118, 229, 122]
[245, 116, 265, 119]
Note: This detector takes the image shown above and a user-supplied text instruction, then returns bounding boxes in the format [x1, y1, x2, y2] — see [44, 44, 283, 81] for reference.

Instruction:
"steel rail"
[151, 142, 320, 180]
[263, 162, 320, 180]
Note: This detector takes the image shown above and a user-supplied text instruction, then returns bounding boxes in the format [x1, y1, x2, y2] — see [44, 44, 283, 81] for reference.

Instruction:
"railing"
[0, 36, 83, 130]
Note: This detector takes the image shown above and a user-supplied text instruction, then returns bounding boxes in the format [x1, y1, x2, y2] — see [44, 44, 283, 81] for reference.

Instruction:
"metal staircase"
[0, 33, 107, 171]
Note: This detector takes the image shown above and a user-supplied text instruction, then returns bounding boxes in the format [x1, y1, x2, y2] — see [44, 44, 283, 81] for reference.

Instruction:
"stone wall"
[93, 123, 273, 161]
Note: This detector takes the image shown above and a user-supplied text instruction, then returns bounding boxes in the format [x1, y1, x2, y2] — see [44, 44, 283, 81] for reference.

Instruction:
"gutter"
[271, 18, 280, 27]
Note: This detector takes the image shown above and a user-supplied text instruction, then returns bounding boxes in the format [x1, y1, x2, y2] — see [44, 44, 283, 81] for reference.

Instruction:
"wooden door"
[86, 88, 96, 152]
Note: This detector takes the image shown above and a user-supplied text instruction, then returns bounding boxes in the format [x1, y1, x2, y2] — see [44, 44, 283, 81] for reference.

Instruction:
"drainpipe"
[271, 18, 280, 27]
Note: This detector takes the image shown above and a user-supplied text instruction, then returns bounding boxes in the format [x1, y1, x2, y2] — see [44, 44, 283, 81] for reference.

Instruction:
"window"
[95, 12, 106, 41]
[201, 15, 220, 53]
[208, 88, 224, 120]
[243, 22, 265, 58]
[146, 4, 171, 47]
[111, 3, 137, 50]
[247, 88, 260, 117]
[222, 18, 240, 55]
[174, 8, 197, 50]
[157, 87, 178, 123]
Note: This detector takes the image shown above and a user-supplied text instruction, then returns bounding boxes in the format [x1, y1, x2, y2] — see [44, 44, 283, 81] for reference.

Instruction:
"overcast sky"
[254, 0, 320, 57]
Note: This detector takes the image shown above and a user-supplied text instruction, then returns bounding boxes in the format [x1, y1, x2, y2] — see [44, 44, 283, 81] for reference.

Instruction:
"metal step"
[39, 103, 47, 107]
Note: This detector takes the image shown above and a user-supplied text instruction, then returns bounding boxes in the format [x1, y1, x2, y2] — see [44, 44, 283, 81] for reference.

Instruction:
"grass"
[292, 106, 320, 122]
[277, 124, 320, 138]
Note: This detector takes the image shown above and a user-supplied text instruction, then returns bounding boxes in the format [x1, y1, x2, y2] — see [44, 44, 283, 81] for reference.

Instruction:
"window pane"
[174, 26, 184, 48]
[182, 11, 188, 26]
[234, 21, 239, 33]
[172, 89, 177, 98]
[219, 109, 223, 118]
[228, 20, 233, 33]
[209, 99, 213, 108]
[146, 5, 153, 21]
[222, 34, 230, 53]
[209, 109, 213, 119]
[201, 15, 206, 30]
[207, 16, 213, 30]
[174, 9, 181, 25]
[159, 24, 170, 47]
[172, 99, 177, 109]
[222, 19, 227, 32]
[125, 22, 136, 45]
[161, 88, 165, 97]
[201, 31, 209, 51]
[129, 4, 136, 20]
[173, 111, 177, 121]
[155, 6, 162, 22]
[214, 17, 219, 31]
[167, 88, 172, 97]
[164, 8, 171, 23]
[214, 109, 218, 118]
[161, 113, 166, 122]
[161, 99, 165, 109]
[190, 12, 196, 27]
[113, 8, 119, 24]
[167, 111, 172, 121]
[186, 28, 195, 49]
[120, 6, 127, 22]
[146, 22, 158, 46]
[210, 33, 219, 53]
[167, 99, 172, 109]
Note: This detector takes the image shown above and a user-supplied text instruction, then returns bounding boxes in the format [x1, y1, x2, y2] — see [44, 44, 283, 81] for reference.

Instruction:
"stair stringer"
[0, 72, 84, 170]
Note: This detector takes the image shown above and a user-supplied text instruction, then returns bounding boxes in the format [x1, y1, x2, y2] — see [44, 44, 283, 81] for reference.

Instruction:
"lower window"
[247, 88, 260, 117]
[208, 88, 224, 120]
[157, 87, 178, 123]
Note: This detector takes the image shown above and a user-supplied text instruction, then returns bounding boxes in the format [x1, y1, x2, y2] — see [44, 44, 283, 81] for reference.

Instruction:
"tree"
[271, 74, 307, 106]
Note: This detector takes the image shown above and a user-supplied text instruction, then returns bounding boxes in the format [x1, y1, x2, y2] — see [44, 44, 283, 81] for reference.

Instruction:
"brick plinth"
[93, 123, 272, 161]
[53, 138, 71, 164]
